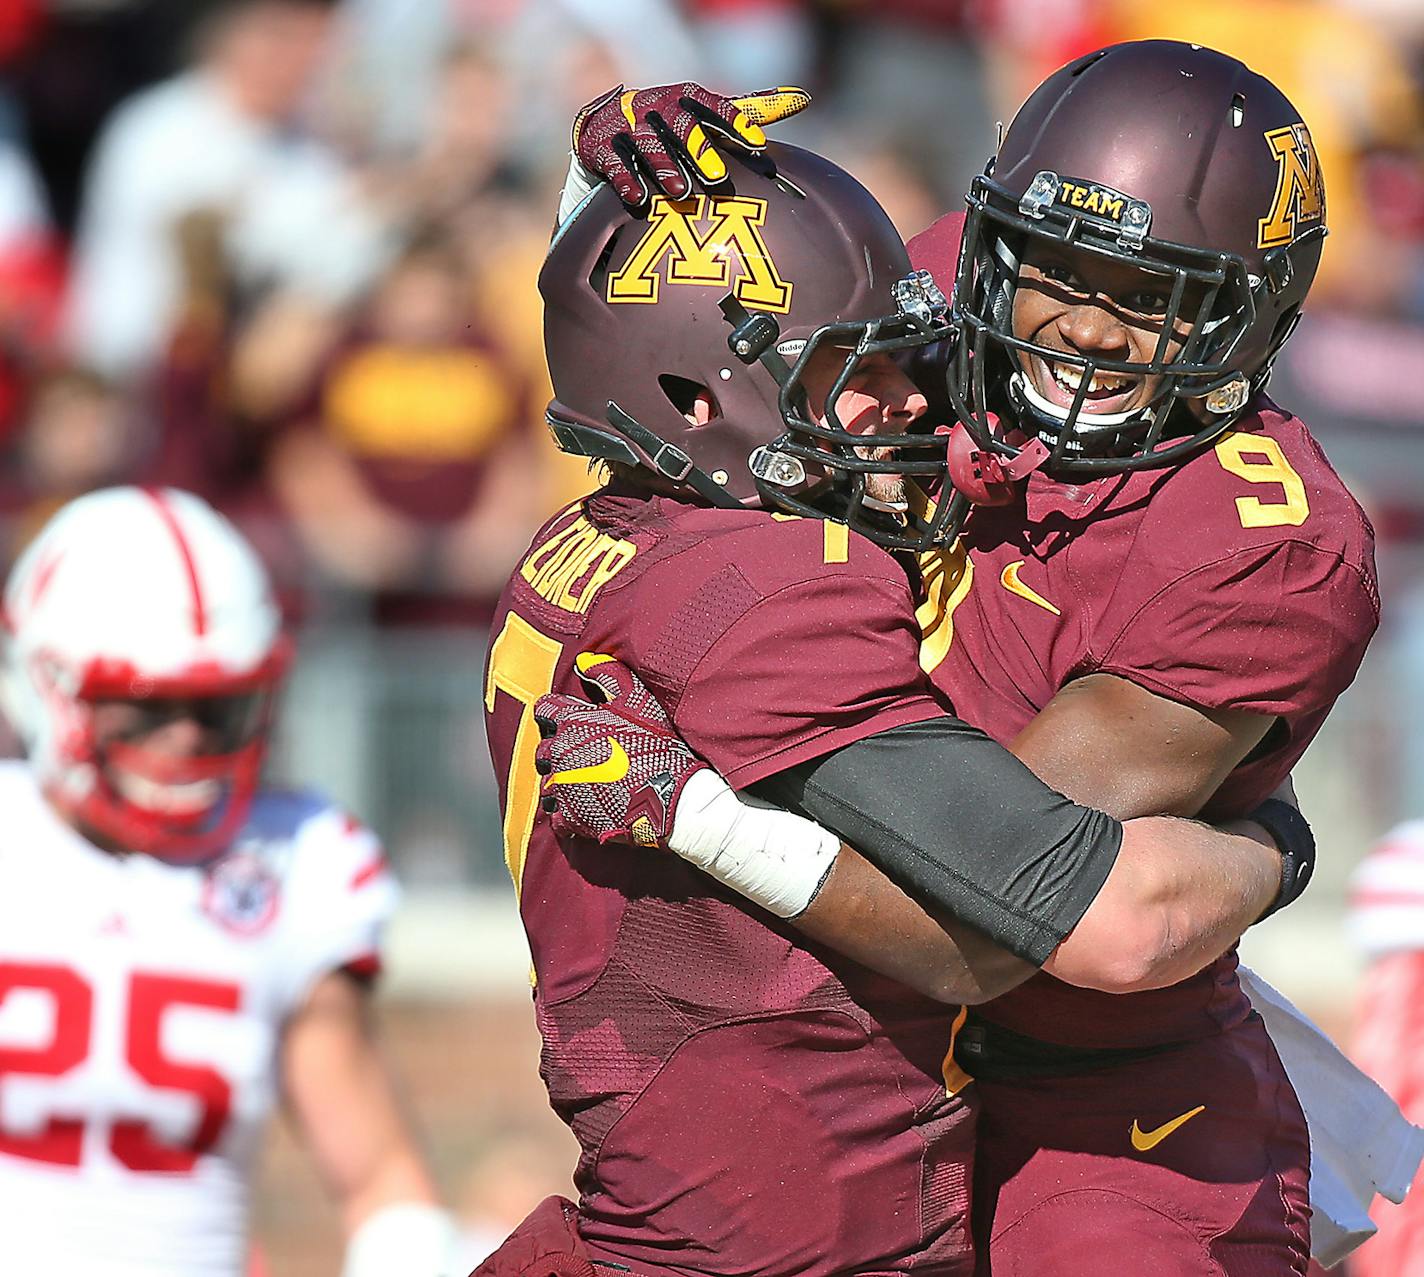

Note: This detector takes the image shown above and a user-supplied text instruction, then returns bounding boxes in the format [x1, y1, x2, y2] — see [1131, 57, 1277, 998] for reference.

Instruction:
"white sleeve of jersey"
[272, 799, 402, 1016]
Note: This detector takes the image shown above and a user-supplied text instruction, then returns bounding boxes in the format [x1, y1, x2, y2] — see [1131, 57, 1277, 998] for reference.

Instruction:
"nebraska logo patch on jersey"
[202, 847, 281, 936]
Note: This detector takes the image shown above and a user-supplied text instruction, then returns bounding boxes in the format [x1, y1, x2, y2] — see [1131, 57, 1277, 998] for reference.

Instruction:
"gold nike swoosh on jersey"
[1129, 1104, 1206, 1152]
[549, 739, 631, 786]
[1000, 560, 1061, 616]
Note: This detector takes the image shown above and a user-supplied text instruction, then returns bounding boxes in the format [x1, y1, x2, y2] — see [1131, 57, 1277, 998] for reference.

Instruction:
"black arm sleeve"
[748, 717, 1123, 965]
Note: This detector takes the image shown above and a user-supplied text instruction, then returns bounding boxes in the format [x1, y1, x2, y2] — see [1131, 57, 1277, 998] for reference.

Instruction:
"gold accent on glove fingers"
[619, 89, 640, 130]
[685, 123, 727, 181]
[728, 87, 812, 136]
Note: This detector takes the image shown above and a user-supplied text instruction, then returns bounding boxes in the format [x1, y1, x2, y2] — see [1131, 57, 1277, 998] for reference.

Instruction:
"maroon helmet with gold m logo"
[950, 39, 1327, 476]
[540, 141, 960, 551]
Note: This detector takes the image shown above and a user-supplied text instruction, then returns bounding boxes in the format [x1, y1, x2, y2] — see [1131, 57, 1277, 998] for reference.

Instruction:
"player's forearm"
[1045, 815, 1279, 993]
[339, 1140, 442, 1238]
[282, 974, 445, 1238]
[668, 773, 1032, 1003]
[795, 845, 1035, 1004]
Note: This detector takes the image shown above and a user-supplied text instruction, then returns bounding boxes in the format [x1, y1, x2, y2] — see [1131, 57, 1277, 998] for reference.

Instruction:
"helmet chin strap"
[603, 402, 744, 509]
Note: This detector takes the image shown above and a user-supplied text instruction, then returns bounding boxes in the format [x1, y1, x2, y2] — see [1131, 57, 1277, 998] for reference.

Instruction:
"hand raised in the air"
[534, 654, 707, 849]
[572, 82, 811, 207]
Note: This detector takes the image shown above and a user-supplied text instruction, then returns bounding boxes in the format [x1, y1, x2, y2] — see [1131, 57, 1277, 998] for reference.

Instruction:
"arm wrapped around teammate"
[536, 674, 1288, 989]
[535, 662, 1116, 940]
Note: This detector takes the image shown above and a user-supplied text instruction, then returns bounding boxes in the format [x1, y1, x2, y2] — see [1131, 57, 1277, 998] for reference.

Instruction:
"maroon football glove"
[533, 655, 707, 849]
[572, 83, 811, 207]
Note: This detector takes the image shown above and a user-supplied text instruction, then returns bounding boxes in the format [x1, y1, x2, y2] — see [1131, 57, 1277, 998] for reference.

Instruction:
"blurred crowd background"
[1, 0, 1422, 1271]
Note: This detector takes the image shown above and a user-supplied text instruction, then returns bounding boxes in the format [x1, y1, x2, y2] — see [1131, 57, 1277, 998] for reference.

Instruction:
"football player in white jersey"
[0, 486, 460, 1277]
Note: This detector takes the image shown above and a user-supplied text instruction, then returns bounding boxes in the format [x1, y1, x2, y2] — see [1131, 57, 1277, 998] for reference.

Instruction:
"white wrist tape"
[556, 151, 604, 229]
[341, 1203, 462, 1277]
[668, 768, 841, 918]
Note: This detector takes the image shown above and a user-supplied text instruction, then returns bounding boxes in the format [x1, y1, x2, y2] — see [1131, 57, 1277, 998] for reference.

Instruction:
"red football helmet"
[1, 487, 290, 862]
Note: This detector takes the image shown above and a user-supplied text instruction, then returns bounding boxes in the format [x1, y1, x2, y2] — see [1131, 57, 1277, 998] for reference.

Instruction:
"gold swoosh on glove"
[549, 738, 631, 786]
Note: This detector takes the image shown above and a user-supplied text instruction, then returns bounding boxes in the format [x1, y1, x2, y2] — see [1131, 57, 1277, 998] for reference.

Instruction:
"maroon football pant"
[972, 1014, 1310, 1276]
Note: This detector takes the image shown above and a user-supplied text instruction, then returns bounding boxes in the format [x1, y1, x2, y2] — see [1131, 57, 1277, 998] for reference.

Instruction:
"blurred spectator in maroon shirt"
[266, 230, 541, 627]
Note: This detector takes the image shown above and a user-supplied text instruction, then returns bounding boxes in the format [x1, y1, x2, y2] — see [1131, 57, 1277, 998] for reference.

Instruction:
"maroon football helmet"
[949, 40, 1327, 476]
[540, 141, 959, 550]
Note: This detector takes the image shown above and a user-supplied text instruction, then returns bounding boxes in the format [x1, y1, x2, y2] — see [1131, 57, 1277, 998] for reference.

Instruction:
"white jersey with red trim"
[0, 761, 398, 1276]
[1348, 822, 1424, 1277]
[1349, 821, 1424, 958]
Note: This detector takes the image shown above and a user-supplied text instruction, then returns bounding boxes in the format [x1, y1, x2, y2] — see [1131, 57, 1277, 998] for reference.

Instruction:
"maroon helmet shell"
[949, 39, 1327, 475]
[540, 141, 958, 549]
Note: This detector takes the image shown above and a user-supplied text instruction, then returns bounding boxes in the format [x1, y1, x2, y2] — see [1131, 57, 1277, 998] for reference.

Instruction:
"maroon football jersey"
[907, 213, 1380, 1049]
[484, 487, 975, 1276]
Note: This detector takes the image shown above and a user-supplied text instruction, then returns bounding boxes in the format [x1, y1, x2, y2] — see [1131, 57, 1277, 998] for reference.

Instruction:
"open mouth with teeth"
[1029, 353, 1146, 418]
[112, 770, 225, 819]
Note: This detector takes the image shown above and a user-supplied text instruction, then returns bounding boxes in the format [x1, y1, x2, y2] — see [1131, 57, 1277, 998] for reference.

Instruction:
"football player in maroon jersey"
[543, 40, 1377, 1277]
[481, 134, 1317, 1277]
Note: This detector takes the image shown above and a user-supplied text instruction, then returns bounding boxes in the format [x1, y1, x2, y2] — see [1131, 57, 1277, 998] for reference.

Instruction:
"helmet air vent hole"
[659, 375, 718, 426]
[1230, 93, 1245, 127]
[589, 229, 621, 294]
[1267, 304, 1303, 356]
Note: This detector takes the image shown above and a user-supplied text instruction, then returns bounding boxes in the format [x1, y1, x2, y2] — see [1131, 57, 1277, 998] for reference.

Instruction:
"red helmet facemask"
[43, 642, 291, 864]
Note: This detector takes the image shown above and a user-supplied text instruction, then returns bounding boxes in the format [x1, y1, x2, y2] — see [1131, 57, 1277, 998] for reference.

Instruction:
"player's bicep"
[751, 716, 1122, 965]
[1010, 672, 1274, 820]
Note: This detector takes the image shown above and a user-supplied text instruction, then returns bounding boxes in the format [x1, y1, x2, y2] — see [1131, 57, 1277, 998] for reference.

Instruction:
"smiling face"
[1011, 241, 1203, 427]
[795, 345, 928, 509]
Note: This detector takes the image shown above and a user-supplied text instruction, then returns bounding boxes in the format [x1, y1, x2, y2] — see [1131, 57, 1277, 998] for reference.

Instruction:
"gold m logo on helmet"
[607, 195, 793, 313]
[1258, 124, 1326, 249]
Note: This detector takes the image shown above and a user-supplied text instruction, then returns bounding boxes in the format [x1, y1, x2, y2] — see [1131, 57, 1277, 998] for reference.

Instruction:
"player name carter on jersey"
[486, 490, 975, 1277]
[0, 763, 397, 1277]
